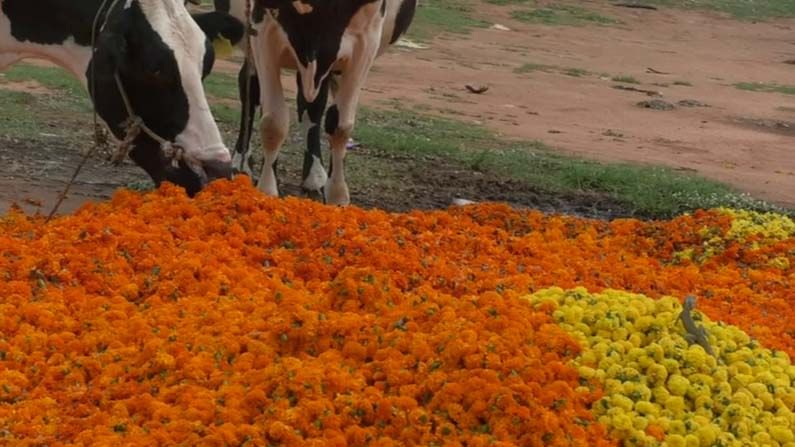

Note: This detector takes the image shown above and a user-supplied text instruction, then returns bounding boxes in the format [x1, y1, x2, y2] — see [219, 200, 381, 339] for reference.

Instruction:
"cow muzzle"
[179, 154, 233, 190]
[203, 159, 234, 182]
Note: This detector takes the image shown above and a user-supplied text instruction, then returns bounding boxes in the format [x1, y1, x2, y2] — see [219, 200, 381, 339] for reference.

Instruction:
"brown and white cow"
[216, 0, 416, 205]
[1, 0, 244, 196]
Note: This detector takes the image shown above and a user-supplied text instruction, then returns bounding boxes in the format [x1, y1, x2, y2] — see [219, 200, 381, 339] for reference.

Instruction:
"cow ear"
[192, 12, 244, 58]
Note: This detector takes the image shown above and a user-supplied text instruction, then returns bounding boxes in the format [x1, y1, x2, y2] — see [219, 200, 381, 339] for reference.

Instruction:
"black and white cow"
[217, 0, 416, 205]
[0, 0, 244, 196]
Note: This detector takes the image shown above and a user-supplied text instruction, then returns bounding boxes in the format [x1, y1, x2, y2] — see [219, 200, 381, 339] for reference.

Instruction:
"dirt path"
[235, 0, 792, 207]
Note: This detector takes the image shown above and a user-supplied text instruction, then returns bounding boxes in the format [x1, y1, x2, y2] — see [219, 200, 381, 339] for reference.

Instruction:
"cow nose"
[203, 159, 233, 181]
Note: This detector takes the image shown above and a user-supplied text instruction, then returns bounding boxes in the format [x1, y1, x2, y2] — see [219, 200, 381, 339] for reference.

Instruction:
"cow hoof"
[326, 182, 350, 207]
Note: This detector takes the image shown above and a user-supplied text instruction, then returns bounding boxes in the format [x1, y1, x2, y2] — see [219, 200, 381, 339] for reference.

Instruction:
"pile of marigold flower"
[0, 176, 792, 446]
[530, 288, 795, 447]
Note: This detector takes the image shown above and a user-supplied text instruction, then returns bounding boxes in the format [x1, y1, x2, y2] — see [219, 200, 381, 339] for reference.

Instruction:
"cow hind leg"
[297, 72, 330, 202]
[232, 58, 260, 178]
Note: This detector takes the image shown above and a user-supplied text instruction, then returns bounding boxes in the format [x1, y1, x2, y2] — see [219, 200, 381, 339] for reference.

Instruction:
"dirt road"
[352, 1, 795, 206]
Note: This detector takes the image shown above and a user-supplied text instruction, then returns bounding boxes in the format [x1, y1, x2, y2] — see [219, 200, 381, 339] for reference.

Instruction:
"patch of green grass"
[612, 75, 640, 84]
[409, 0, 488, 41]
[563, 67, 589, 77]
[628, 0, 795, 20]
[512, 4, 620, 26]
[209, 103, 241, 126]
[672, 80, 693, 86]
[203, 72, 239, 100]
[776, 106, 795, 113]
[0, 65, 93, 140]
[514, 62, 555, 74]
[0, 90, 45, 138]
[0, 64, 91, 112]
[735, 82, 795, 95]
[355, 107, 782, 217]
[1, 64, 85, 98]
[0, 64, 246, 149]
[125, 180, 156, 192]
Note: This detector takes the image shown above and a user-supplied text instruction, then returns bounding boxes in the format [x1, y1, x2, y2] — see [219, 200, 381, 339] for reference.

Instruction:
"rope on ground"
[47, 0, 118, 222]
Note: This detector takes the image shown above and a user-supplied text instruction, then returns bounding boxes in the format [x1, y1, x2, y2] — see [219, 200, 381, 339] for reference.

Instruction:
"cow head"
[254, 0, 383, 103]
[88, 0, 244, 196]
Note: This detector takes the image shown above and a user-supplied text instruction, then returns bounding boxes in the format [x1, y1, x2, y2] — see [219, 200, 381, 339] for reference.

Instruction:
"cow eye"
[146, 63, 177, 86]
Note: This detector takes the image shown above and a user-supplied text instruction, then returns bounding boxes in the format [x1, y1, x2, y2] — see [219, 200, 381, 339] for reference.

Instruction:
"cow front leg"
[324, 50, 379, 206]
[297, 72, 331, 202]
[232, 58, 260, 178]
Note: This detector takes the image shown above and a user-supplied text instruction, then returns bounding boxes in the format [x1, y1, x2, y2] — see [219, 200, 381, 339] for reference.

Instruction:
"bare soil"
[358, 1, 795, 207]
[1, 0, 794, 216]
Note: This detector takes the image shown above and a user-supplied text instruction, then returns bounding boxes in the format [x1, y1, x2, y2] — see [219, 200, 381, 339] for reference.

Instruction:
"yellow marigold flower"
[645, 343, 665, 362]
[634, 401, 658, 416]
[721, 208, 795, 242]
[770, 426, 795, 443]
[578, 365, 597, 380]
[683, 347, 708, 370]
[606, 379, 623, 395]
[684, 433, 700, 447]
[759, 392, 776, 410]
[769, 256, 790, 270]
[662, 358, 681, 375]
[632, 415, 648, 431]
[665, 396, 686, 415]
[611, 394, 634, 412]
[731, 373, 754, 390]
[753, 431, 772, 444]
[574, 322, 592, 336]
[696, 424, 720, 446]
[713, 368, 729, 384]
[723, 403, 746, 422]
[747, 382, 768, 398]
[652, 386, 671, 405]
[666, 433, 686, 447]
[628, 347, 646, 361]
[635, 315, 655, 333]
[646, 364, 668, 384]
[655, 296, 679, 314]
[613, 413, 633, 431]
[693, 395, 713, 412]
[692, 374, 714, 389]
[667, 374, 690, 396]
